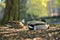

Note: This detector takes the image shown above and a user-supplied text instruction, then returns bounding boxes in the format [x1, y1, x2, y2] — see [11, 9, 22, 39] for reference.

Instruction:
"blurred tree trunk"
[20, 0, 27, 20]
[1, 0, 20, 25]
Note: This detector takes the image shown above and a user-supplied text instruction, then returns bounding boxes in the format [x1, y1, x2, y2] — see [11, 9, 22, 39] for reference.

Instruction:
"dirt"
[0, 26, 60, 40]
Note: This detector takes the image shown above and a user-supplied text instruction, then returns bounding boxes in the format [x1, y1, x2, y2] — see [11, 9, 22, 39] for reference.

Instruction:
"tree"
[1, 0, 20, 25]
[26, 0, 49, 18]
[55, 0, 60, 15]
[20, 0, 27, 20]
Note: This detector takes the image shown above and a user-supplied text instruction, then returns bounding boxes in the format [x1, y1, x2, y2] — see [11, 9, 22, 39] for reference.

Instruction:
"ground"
[0, 25, 60, 40]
